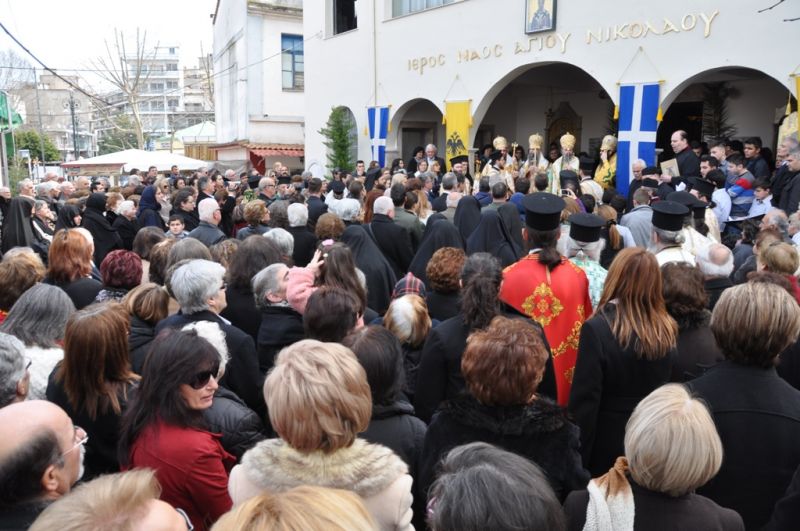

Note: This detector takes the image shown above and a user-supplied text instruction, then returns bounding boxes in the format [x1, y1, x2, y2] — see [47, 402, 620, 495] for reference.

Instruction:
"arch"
[386, 98, 444, 164]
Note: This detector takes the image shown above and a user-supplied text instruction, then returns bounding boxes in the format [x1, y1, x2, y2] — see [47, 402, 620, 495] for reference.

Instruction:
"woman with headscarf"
[453, 195, 481, 243]
[137, 185, 166, 231]
[408, 217, 463, 286]
[341, 224, 396, 315]
[54, 204, 82, 232]
[81, 192, 123, 266]
[0, 195, 35, 254]
[466, 209, 522, 267]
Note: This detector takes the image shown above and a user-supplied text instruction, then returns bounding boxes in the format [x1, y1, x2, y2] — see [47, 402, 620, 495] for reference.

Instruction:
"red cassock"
[500, 254, 592, 405]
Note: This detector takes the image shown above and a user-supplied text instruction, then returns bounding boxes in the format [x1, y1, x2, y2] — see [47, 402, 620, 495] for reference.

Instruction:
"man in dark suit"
[367, 196, 414, 278]
[306, 177, 328, 228]
[155, 259, 265, 416]
[670, 130, 701, 181]
[425, 144, 446, 178]
[432, 172, 457, 212]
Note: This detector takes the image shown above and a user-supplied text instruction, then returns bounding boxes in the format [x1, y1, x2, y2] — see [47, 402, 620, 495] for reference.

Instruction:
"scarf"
[583, 456, 634, 531]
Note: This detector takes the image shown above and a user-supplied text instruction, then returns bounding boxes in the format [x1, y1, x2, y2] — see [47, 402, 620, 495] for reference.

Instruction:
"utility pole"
[33, 68, 47, 178]
[63, 91, 80, 161]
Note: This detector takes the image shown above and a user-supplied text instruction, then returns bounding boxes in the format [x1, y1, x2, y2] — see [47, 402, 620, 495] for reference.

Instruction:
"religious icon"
[525, 0, 556, 34]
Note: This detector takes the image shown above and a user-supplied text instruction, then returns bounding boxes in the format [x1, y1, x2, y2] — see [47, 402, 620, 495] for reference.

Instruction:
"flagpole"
[4, 90, 16, 180]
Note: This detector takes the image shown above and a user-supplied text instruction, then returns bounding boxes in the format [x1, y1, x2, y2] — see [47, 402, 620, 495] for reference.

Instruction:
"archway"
[386, 98, 443, 167]
[657, 67, 795, 162]
[473, 62, 614, 160]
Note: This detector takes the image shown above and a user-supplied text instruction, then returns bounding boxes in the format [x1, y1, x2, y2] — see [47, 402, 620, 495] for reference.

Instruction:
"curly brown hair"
[426, 247, 466, 293]
[0, 251, 46, 311]
[315, 213, 346, 241]
[661, 262, 709, 320]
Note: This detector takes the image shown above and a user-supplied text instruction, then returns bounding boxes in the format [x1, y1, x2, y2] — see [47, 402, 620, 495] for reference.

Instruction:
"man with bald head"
[0, 400, 85, 527]
[697, 243, 734, 311]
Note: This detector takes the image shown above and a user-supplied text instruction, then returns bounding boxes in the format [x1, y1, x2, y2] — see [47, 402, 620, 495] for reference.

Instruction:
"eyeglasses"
[61, 426, 88, 457]
[188, 363, 220, 390]
[175, 508, 194, 531]
[25, 358, 32, 371]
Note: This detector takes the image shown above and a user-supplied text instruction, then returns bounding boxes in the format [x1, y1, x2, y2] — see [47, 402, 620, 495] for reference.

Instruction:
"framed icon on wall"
[526, 0, 556, 34]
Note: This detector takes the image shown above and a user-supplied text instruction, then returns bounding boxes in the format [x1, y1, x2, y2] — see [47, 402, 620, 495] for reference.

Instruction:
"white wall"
[213, 0, 248, 144]
[304, 0, 798, 171]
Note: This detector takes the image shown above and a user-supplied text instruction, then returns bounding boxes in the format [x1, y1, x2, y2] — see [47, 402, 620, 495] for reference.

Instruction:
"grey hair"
[427, 442, 566, 531]
[36, 182, 58, 195]
[374, 196, 393, 215]
[59, 181, 73, 192]
[253, 263, 289, 309]
[0, 332, 26, 408]
[263, 228, 294, 257]
[33, 200, 49, 212]
[355, 267, 367, 293]
[697, 243, 734, 278]
[0, 284, 75, 348]
[653, 227, 685, 245]
[331, 199, 361, 221]
[198, 197, 218, 223]
[441, 172, 457, 191]
[119, 200, 136, 216]
[764, 209, 789, 236]
[258, 177, 273, 192]
[181, 321, 229, 377]
[287, 203, 308, 227]
[170, 259, 225, 314]
[127, 175, 142, 187]
[561, 237, 605, 262]
[783, 136, 800, 150]
[418, 172, 435, 184]
[17, 179, 32, 193]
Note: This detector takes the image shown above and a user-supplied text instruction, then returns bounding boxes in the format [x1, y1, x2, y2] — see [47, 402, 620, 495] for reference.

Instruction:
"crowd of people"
[0, 131, 799, 530]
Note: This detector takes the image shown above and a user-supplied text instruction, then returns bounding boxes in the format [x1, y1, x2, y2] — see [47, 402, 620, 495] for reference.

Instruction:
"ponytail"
[526, 228, 562, 271]
[460, 253, 503, 330]
[606, 219, 622, 250]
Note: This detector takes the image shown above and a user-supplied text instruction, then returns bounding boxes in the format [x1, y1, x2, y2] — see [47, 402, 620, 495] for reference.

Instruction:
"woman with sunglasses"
[119, 328, 234, 531]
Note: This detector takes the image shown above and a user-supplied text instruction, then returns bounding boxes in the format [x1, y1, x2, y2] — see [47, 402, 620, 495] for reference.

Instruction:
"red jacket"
[129, 419, 234, 531]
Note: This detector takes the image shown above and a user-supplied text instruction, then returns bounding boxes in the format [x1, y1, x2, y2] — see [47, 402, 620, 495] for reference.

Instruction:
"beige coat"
[229, 438, 414, 531]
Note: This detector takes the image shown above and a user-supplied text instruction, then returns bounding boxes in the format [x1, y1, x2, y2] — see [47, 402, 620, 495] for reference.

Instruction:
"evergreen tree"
[319, 106, 355, 174]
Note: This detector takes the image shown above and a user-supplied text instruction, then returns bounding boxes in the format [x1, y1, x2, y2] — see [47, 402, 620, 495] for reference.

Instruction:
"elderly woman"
[560, 213, 607, 310]
[263, 227, 294, 263]
[687, 282, 800, 529]
[136, 185, 167, 231]
[383, 294, 432, 401]
[119, 329, 234, 531]
[286, 203, 319, 267]
[81, 192, 122, 266]
[229, 339, 414, 531]
[31, 199, 55, 255]
[425, 247, 465, 322]
[253, 263, 304, 374]
[0, 333, 29, 408]
[95, 250, 143, 302]
[47, 302, 139, 481]
[428, 443, 567, 531]
[314, 212, 346, 241]
[419, 316, 588, 502]
[569, 248, 678, 476]
[564, 384, 743, 530]
[155, 259, 263, 416]
[758, 241, 800, 303]
[45, 229, 103, 309]
[661, 262, 723, 381]
[0, 249, 46, 323]
[235, 199, 270, 240]
[124, 282, 169, 374]
[112, 200, 140, 251]
[0, 284, 74, 400]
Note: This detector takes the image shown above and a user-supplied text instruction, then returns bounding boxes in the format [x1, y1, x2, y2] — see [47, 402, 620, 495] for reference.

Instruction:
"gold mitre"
[560, 132, 576, 150]
[493, 136, 508, 150]
[528, 133, 544, 150]
[601, 134, 618, 151]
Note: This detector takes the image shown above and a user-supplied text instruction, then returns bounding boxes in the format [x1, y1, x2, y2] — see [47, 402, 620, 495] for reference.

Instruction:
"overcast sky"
[0, 0, 217, 92]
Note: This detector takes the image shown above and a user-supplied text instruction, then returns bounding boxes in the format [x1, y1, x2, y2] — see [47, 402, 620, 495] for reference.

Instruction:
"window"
[333, 0, 357, 34]
[167, 81, 178, 90]
[151, 100, 164, 111]
[169, 47, 176, 54]
[150, 83, 164, 92]
[168, 98, 180, 109]
[281, 34, 304, 90]
[392, 0, 454, 17]
[167, 63, 178, 71]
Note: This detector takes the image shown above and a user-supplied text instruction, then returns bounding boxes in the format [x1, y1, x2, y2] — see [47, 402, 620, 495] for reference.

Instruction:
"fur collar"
[241, 438, 408, 498]
[440, 394, 568, 436]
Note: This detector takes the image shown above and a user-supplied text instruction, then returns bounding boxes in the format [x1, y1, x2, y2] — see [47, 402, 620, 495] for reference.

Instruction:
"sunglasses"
[188, 363, 221, 390]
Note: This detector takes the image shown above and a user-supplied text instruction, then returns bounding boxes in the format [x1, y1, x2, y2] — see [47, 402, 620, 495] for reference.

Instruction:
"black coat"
[361, 399, 427, 479]
[129, 315, 155, 374]
[0, 501, 51, 531]
[420, 395, 588, 503]
[676, 148, 701, 178]
[777, 338, 800, 392]
[453, 195, 482, 242]
[220, 284, 260, 344]
[0, 196, 34, 253]
[81, 193, 123, 266]
[44, 277, 103, 310]
[568, 305, 675, 476]
[465, 208, 522, 267]
[770, 164, 795, 207]
[235, 224, 269, 241]
[256, 305, 305, 374]
[778, 172, 800, 214]
[204, 386, 269, 460]
[368, 214, 414, 279]
[431, 191, 449, 213]
[687, 361, 800, 530]
[705, 276, 733, 311]
[341, 225, 395, 315]
[564, 480, 744, 531]
[156, 311, 265, 416]
[112, 215, 140, 251]
[172, 207, 200, 232]
[408, 217, 463, 287]
[425, 290, 460, 322]
[414, 312, 557, 423]
[287, 225, 318, 268]
[671, 312, 724, 382]
[765, 463, 800, 531]
[46, 367, 135, 481]
[306, 195, 328, 227]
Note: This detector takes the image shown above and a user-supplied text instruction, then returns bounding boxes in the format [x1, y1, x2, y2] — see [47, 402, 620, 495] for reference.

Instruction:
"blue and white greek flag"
[617, 82, 660, 196]
[368, 106, 389, 168]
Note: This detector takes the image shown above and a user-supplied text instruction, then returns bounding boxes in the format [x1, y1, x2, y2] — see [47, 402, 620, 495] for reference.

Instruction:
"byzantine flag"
[443, 101, 471, 170]
[616, 82, 660, 197]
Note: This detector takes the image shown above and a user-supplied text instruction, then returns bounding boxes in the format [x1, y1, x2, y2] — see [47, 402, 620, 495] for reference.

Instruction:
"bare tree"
[0, 49, 35, 91]
[199, 43, 214, 106]
[90, 29, 156, 149]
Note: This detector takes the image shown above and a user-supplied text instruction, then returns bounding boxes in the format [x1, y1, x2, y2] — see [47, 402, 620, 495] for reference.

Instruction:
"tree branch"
[759, 0, 785, 13]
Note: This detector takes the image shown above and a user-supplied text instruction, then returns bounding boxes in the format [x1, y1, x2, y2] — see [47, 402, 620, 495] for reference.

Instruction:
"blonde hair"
[760, 241, 799, 275]
[383, 295, 431, 348]
[411, 189, 431, 219]
[625, 384, 722, 497]
[29, 469, 160, 531]
[712, 282, 800, 367]
[211, 486, 376, 531]
[265, 340, 372, 453]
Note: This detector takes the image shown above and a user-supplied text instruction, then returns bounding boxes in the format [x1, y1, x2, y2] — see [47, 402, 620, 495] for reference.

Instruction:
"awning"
[246, 143, 305, 158]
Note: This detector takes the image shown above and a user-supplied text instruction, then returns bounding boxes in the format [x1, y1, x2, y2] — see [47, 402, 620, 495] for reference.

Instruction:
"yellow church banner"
[443, 100, 472, 170]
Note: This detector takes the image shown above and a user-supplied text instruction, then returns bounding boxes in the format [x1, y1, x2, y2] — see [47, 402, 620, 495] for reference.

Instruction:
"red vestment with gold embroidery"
[499, 254, 592, 405]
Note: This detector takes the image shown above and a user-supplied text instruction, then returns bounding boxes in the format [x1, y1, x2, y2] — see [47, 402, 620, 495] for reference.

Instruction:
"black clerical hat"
[522, 192, 565, 231]
[568, 213, 604, 243]
[689, 176, 715, 198]
[652, 200, 690, 231]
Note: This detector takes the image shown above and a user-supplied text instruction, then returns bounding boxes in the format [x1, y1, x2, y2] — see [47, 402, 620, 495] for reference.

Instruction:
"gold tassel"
[656, 105, 663, 122]
[786, 93, 793, 117]
[613, 105, 619, 120]
[387, 120, 392, 133]
[442, 114, 446, 125]
[363, 126, 369, 136]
